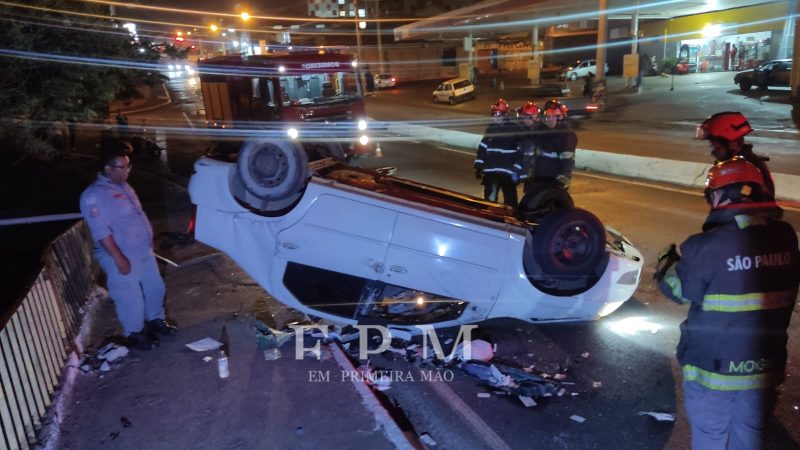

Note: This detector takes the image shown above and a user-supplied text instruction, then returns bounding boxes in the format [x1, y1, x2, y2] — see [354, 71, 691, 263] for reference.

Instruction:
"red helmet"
[490, 99, 510, 116]
[704, 157, 766, 205]
[517, 101, 540, 118]
[695, 112, 752, 142]
[542, 99, 568, 119]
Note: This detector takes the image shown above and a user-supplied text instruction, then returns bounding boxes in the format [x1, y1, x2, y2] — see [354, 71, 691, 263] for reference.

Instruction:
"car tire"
[531, 207, 605, 277]
[518, 187, 574, 218]
[235, 139, 309, 207]
[739, 79, 752, 92]
[569, 72, 578, 81]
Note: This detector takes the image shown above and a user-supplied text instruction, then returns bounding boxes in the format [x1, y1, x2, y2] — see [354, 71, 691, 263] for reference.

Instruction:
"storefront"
[679, 30, 773, 73]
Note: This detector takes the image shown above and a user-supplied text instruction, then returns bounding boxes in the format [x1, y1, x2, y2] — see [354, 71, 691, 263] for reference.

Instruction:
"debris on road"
[638, 411, 676, 422]
[120, 417, 132, 428]
[592, 381, 603, 388]
[419, 432, 437, 446]
[477, 393, 491, 398]
[570, 415, 586, 423]
[202, 356, 213, 363]
[446, 339, 493, 363]
[97, 343, 129, 363]
[78, 343, 130, 374]
[185, 337, 223, 352]
[518, 396, 537, 407]
[581, 352, 590, 359]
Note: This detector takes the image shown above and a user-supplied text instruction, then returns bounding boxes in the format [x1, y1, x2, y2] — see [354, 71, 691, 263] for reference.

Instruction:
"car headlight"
[287, 128, 299, 139]
[359, 135, 369, 146]
[358, 119, 367, 131]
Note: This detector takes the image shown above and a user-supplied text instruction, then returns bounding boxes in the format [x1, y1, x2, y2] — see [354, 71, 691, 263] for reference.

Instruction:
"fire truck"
[198, 52, 373, 160]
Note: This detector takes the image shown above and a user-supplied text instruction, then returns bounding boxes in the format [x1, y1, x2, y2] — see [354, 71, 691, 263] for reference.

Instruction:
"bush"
[661, 58, 678, 73]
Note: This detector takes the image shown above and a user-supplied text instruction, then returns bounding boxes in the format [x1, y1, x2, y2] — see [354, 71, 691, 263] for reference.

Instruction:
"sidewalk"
[46, 168, 405, 448]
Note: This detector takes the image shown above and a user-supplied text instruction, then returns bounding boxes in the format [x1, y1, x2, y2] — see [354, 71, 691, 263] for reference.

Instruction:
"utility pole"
[354, 0, 363, 63]
[376, 0, 384, 73]
[596, 0, 608, 81]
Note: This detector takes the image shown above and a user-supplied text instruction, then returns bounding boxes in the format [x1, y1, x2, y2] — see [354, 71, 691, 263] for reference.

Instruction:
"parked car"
[561, 59, 609, 81]
[734, 59, 792, 92]
[374, 74, 397, 89]
[432, 78, 475, 105]
[188, 139, 643, 329]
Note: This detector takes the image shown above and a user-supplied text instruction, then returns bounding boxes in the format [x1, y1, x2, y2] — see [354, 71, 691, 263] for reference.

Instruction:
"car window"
[453, 80, 472, 89]
[435, 84, 443, 91]
[445, 84, 452, 91]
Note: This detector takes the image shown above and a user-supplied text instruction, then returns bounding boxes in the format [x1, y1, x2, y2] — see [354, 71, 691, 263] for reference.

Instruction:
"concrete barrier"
[381, 123, 800, 203]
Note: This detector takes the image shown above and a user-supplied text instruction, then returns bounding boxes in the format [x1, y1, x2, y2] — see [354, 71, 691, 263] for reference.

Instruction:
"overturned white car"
[188, 139, 643, 329]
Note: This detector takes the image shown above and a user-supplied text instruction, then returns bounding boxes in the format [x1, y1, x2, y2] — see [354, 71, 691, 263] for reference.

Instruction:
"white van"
[432, 78, 475, 105]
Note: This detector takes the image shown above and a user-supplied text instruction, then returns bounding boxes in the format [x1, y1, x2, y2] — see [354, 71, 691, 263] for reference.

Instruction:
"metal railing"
[0, 222, 94, 450]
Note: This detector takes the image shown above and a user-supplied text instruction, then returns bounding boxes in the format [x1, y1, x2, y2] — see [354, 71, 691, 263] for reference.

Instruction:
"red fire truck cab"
[198, 52, 373, 160]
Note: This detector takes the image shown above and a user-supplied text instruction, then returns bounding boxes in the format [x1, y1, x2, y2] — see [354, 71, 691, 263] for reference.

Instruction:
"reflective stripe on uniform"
[683, 364, 777, 391]
[486, 148, 518, 154]
[540, 151, 559, 158]
[734, 214, 766, 229]
[702, 289, 797, 312]
[559, 151, 575, 160]
[482, 168, 515, 175]
[662, 265, 685, 301]
[474, 159, 484, 164]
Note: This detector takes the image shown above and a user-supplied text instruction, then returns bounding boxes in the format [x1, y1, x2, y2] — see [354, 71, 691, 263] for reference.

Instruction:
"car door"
[276, 193, 397, 281]
[774, 62, 791, 86]
[379, 212, 509, 310]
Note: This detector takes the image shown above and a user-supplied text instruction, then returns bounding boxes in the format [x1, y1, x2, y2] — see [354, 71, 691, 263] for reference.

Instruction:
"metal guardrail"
[0, 222, 94, 450]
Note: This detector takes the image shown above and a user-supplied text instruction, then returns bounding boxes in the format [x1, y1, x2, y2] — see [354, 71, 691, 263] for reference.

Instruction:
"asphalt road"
[115, 73, 800, 449]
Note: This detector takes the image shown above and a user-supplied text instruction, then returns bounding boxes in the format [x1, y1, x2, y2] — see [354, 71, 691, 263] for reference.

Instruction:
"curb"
[383, 123, 800, 203]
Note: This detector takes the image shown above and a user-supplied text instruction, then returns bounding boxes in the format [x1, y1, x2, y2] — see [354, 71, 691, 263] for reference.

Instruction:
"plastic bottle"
[217, 351, 229, 379]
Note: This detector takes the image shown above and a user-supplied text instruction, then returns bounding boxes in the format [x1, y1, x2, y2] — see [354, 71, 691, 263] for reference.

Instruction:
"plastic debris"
[553, 373, 567, 380]
[186, 337, 223, 352]
[218, 351, 229, 379]
[255, 321, 293, 350]
[263, 348, 282, 360]
[202, 356, 213, 363]
[444, 338, 453, 345]
[419, 433, 437, 446]
[446, 339, 494, 363]
[638, 412, 676, 422]
[570, 415, 586, 423]
[519, 396, 537, 407]
[557, 388, 566, 397]
[477, 393, 491, 398]
[97, 343, 129, 363]
[99, 361, 111, 372]
[374, 375, 392, 391]
[592, 381, 603, 388]
[581, 352, 590, 359]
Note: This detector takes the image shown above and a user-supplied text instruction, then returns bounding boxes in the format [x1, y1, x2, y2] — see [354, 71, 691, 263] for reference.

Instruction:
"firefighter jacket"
[474, 120, 525, 181]
[531, 126, 576, 181]
[516, 125, 541, 181]
[659, 206, 799, 391]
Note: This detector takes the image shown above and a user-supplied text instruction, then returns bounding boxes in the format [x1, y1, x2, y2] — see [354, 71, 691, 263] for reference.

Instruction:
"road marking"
[328, 343, 417, 450]
[182, 111, 196, 129]
[423, 371, 513, 450]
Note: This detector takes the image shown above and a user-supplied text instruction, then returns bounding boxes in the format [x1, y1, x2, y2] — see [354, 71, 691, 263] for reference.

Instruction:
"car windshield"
[278, 71, 362, 106]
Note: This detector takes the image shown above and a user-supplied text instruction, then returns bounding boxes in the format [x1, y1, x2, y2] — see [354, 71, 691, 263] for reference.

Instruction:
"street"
[56, 71, 800, 449]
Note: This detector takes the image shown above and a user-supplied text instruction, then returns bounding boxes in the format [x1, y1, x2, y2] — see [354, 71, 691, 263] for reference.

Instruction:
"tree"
[0, 0, 164, 159]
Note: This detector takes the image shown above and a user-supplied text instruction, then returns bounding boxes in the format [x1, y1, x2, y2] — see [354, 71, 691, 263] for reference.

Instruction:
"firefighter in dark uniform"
[695, 111, 776, 200]
[474, 99, 524, 206]
[522, 99, 576, 196]
[515, 101, 542, 186]
[655, 157, 799, 450]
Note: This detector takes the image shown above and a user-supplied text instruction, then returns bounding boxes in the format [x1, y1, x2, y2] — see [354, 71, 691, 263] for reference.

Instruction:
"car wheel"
[569, 72, 578, 81]
[531, 207, 605, 277]
[449, 96, 456, 105]
[739, 79, 752, 92]
[234, 139, 309, 211]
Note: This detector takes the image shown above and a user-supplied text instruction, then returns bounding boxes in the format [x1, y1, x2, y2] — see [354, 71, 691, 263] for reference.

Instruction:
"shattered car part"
[189, 142, 643, 328]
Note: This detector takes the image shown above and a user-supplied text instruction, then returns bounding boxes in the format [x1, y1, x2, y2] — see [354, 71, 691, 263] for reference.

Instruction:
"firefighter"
[655, 157, 799, 450]
[522, 99, 576, 196]
[474, 99, 524, 206]
[515, 101, 542, 187]
[695, 111, 775, 199]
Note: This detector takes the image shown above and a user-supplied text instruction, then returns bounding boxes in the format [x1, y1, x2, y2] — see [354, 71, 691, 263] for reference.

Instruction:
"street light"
[240, 12, 250, 22]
